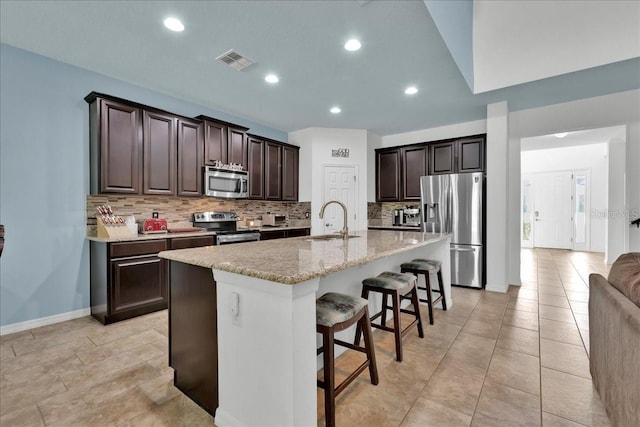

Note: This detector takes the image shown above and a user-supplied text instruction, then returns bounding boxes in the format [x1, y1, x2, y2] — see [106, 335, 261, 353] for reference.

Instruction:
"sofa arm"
[589, 273, 640, 427]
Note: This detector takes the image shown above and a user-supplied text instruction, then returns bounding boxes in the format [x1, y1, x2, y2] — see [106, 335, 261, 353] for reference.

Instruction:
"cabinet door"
[376, 148, 401, 201]
[281, 145, 299, 201]
[177, 119, 204, 196]
[227, 127, 247, 168]
[457, 137, 484, 172]
[286, 228, 310, 238]
[203, 121, 227, 165]
[170, 236, 215, 249]
[110, 255, 167, 317]
[265, 142, 282, 200]
[402, 145, 428, 200]
[260, 230, 287, 240]
[430, 141, 455, 175]
[99, 99, 142, 193]
[247, 136, 265, 199]
[143, 110, 177, 195]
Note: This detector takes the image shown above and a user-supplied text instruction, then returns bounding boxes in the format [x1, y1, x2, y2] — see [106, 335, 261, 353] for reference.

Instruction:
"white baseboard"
[485, 283, 509, 293]
[0, 308, 91, 336]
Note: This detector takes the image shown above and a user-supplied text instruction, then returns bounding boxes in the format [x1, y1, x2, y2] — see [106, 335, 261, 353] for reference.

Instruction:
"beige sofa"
[589, 252, 640, 427]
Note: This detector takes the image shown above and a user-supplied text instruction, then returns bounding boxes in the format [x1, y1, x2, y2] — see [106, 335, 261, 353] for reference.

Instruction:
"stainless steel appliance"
[262, 213, 286, 227]
[402, 206, 421, 227]
[204, 166, 248, 199]
[393, 209, 404, 226]
[420, 173, 484, 288]
[193, 211, 260, 245]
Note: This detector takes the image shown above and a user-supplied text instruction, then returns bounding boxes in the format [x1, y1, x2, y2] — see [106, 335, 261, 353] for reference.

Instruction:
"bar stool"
[356, 271, 424, 362]
[400, 259, 447, 325]
[316, 292, 379, 427]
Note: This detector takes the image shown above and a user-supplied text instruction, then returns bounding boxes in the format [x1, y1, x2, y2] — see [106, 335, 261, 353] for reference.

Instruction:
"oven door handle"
[216, 233, 261, 245]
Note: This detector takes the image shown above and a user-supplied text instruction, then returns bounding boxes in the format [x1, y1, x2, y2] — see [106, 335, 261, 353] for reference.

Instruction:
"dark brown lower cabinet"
[260, 227, 310, 241]
[168, 261, 218, 415]
[90, 239, 168, 325]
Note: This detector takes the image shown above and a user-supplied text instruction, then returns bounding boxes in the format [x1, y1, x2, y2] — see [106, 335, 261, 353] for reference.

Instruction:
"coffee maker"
[392, 209, 404, 226]
[403, 206, 421, 227]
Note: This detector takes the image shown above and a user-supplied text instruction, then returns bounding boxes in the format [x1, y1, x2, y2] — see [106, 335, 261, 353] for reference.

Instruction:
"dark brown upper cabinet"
[402, 145, 428, 200]
[457, 137, 484, 173]
[203, 120, 227, 166]
[177, 118, 204, 197]
[198, 116, 249, 169]
[248, 135, 299, 201]
[430, 141, 455, 175]
[281, 145, 299, 201]
[374, 134, 485, 202]
[375, 148, 401, 202]
[247, 135, 265, 199]
[89, 96, 142, 194]
[265, 141, 282, 200]
[143, 110, 177, 195]
[228, 127, 248, 168]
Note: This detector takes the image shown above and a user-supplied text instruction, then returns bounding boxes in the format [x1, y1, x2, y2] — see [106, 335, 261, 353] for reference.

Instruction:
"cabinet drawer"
[170, 236, 215, 249]
[287, 228, 310, 238]
[110, 239, 167, 258]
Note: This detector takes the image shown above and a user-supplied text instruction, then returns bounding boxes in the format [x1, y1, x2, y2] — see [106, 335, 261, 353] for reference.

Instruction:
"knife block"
[96, 217, 136, 238]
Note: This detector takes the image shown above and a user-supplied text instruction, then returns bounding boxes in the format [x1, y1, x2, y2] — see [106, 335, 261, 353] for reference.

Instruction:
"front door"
[533, 171, 573, 249]
[322, 165, 357, 235]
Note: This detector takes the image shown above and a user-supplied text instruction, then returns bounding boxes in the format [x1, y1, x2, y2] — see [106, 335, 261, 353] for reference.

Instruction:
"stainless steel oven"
[193, 211, 260, 245]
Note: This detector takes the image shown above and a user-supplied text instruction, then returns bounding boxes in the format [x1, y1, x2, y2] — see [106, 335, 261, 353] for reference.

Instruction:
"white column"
[486, 101, 509, 293]
[626, 122, 640, 252]
[213, 271, 320, 427]
[606, 140, 627, 263]
[507, 115, 522, 285]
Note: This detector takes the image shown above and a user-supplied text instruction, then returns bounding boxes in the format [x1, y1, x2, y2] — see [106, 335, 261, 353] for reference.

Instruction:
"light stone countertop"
[86, 225, 311, 243]
[158, 229, 450, 285]
[368, 225, 423, 231]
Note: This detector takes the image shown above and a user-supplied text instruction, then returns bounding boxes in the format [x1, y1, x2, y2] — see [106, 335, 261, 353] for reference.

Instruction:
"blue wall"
[0, 44, 287, 327]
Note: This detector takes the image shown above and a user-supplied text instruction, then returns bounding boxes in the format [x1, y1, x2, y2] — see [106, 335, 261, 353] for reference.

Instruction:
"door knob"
[325, 223, 331, 227]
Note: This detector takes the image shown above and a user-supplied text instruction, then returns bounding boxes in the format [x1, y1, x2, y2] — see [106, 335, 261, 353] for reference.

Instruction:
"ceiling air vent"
[216, 49, 255, 71]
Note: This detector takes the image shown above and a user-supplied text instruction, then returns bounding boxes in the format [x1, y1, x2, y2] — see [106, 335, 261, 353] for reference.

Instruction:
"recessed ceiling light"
[330, 107, 341, 114]
[404, 86, 418, 95]
[265, 74, 279, 84]
[554, 132, 568, 138]
[163, 17, 184, 32]
[344, 39, 361, 52]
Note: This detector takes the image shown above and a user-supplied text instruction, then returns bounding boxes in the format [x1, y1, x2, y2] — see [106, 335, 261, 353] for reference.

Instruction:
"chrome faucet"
[319, 200, 349, 239]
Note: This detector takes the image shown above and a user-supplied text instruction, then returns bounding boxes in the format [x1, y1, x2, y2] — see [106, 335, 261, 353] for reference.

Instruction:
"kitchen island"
[159, 229, 451, 427]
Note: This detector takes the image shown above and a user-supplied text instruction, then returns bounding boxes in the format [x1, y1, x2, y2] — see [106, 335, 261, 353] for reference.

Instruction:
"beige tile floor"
[0, 248, 612, 426]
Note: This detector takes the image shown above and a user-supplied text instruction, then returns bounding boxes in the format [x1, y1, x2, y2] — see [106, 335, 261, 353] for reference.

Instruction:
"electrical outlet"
[304, 211, 310, 219]
[230, 292, 240, 317]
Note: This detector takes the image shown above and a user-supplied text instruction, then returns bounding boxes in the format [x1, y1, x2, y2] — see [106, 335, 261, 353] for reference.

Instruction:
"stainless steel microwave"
[204, 167, 248, 198]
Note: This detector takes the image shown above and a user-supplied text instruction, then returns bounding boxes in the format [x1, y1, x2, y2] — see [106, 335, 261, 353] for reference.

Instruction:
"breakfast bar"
[159, 229, 451, 427]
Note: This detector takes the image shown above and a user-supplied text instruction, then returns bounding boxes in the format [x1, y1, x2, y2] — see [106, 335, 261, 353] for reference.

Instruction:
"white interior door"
[533, 171, 573, 249]
[322, 165, 357, 234]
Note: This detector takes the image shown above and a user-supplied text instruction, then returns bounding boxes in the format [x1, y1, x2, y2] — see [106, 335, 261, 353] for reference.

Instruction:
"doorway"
[322, 165, 357, 235]
[521, 171, 591, 250]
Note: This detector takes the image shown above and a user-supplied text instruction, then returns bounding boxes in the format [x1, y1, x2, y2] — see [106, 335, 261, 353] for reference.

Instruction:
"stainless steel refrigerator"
[420, 173, 484, 288]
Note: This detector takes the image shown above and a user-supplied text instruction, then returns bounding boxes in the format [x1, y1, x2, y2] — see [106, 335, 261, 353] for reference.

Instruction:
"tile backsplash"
[86, 195, 310, 234]
[368, 201, 420, 226]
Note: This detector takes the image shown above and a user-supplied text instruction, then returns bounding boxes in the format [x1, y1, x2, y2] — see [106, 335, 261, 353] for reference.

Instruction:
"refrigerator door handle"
[450, 247, 476, 252]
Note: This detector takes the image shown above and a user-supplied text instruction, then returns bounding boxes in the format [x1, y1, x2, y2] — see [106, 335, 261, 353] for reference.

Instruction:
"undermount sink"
[306, 234, 360, 241]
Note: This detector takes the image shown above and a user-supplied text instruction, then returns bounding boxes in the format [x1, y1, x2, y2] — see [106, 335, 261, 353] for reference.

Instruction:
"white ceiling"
[521, 125, 627, 151]
[1, 0, 638, 136]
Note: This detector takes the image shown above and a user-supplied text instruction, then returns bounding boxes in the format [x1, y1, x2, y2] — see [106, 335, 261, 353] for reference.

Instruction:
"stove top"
[192, 211, 258, 235]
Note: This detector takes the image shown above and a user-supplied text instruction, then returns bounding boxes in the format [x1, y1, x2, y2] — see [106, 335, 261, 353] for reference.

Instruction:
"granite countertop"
[86, 225, 311, 243]
[158, 229, 449, 285]
[368, 225, 423, 231]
